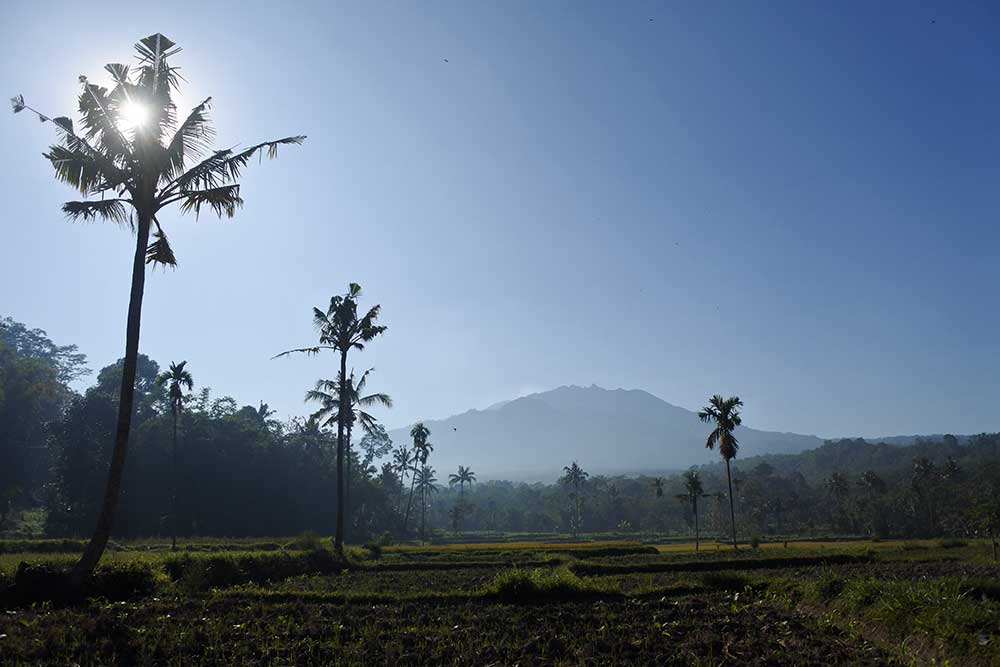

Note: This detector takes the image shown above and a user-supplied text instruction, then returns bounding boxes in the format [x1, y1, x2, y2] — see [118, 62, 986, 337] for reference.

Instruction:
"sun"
[117, 100, 149, 132]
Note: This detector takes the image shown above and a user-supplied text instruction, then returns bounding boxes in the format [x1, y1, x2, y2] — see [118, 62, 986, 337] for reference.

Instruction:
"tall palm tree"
[415, 465, 438, 541]
[652, 477, 665, 498]
[154, 360, 192, 550]
[403, 423, 432, 533]
[675, 470, 707, 551]
[274, 284, 386, 551]
[392, 446, 415, 514]
[560, 461, 588, 537]
[306, 367, 391, 542]
[698, 395, 743, 549]
[448, 466, 476, 496]
[11, 34, 304, 577]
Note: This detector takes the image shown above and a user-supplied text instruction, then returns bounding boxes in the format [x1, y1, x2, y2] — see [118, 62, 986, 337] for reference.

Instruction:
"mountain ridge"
[387, 384, 829, 480]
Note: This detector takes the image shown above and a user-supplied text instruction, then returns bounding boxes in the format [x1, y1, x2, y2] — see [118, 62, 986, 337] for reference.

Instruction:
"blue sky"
[1, 1, 997, 439]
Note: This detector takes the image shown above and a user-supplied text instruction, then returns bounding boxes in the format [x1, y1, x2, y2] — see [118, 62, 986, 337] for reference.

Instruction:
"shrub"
[938, 538, 967, 549]
[813, 570, 845, 601]
[164, 549, 348, 591]
[286, 531, 325, 552]
[487, 567, 594, 602]
[6, 560, 162, 604]
[701, 572, 751, 592]
[363, 542, 383, 560]
[749, 535, 761, 549]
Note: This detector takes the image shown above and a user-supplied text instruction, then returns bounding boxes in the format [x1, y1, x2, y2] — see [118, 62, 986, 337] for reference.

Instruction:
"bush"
[813, 570, 845, 601]
[701, 572, 751, 592]
[6, 560, 162, 605]
[487, 567, 594, 603]
[938, 538, 967, 549]
[164, 549, 348, 591]
[362, 542, 383, 560]
[286, 531, 325, 552]
[749, 535, 761, 549]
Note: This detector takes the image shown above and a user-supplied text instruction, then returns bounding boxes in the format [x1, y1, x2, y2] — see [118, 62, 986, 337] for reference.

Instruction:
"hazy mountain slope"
[387, 385, 824, 480]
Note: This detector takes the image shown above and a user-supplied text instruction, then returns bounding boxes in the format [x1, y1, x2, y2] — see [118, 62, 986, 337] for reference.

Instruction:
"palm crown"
[449, 465, 476, 488]
[275, 284, 386, 361]
[155, 360, 193, 414]
[698, 395, 743, 461]
[410, 422, 433, 464]
[306, 367, 392, 436]
[11, 34, 305, 267]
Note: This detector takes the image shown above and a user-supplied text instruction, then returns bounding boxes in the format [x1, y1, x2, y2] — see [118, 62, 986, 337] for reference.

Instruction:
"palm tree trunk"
[694, 496, 700, 552]
[420, 486, 426, 541]
[403, 456, 418, 533]
[725, 457, 738, 549]
[171, 407, 178, 551]
[73, 211, 151, 579]
[345, 421, 352, 544]
[334, 351, 347, 552]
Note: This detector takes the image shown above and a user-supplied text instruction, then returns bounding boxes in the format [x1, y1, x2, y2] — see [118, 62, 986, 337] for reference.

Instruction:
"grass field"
[1, 536, 998, 665]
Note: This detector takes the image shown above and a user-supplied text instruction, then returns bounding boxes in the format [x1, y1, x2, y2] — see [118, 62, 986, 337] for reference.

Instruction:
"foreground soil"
[0, 593, 895, 666]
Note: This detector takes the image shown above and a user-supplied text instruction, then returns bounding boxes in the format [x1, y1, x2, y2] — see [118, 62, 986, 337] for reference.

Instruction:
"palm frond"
[166, 136, 306, 194]
[44, 145, 109, 195]
[162, 97, 215, 180]
[176, 184, 243, 219]
[358, 392, 392, 409]
[270, 345, 337, 360]
[62, 199, 131, 226]
[145, 228, 177, 267]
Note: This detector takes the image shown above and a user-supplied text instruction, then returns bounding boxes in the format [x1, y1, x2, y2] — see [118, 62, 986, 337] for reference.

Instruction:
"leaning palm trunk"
[73, 211, 151, 578]
[725, 458, 738, 549]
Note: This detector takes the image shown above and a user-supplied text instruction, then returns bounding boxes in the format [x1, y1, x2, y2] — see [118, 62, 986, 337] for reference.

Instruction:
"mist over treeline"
[3, 314, 1000, 542]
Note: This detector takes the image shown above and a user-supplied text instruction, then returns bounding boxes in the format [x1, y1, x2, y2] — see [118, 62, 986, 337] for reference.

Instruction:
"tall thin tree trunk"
[694, 496, 700, 552]
[403, 455, 418, 533]
[725, 458, 738, 549]
[420, 486, 426, 541]
[73, 211, 151, 579]
[345, 421, 352, 544]
[171, 407, 178, 551]
[334, 351, 347, 552]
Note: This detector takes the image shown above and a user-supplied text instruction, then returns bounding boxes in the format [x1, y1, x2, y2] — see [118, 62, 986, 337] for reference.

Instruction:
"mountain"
[387, 385, 824, 481]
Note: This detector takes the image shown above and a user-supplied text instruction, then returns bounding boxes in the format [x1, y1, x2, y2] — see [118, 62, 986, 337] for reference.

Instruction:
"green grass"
[2, 536, 1000, 665]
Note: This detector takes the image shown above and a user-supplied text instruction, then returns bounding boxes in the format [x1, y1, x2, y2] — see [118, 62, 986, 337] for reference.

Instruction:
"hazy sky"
[1, 1, 997, 440]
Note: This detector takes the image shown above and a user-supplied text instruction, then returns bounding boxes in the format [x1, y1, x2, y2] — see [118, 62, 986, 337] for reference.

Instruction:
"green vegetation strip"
[570, 553, 872, 575]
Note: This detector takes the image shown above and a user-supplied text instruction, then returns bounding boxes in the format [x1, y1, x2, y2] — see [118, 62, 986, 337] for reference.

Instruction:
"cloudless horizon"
[2, 1, 998, 442]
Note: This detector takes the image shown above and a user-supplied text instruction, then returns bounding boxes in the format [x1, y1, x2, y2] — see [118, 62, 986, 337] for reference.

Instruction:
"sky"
[1, 1, 997, 441]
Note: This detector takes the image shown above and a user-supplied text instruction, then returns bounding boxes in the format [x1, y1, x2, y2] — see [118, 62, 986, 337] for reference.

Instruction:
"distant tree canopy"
[2, 314, 1000, 542]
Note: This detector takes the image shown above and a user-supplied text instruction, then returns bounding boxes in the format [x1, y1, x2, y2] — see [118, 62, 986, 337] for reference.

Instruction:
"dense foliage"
[2, 314, 1000, 543]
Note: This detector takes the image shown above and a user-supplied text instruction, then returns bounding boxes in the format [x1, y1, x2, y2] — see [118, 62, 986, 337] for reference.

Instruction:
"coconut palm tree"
[698, 395, 743, 549]
[274, 284, 386, 551]
[402, 423, 432, 533]
[154, 361, 192, 550]
[415, 465, 438, 541]
[392, 446, 415, 514]
[561, 461, 588, 537]
[448, 466, 477, 497]
[11, 34, 304, 577]
[675, 470, 707, 551]
[306, 367, 392, 541]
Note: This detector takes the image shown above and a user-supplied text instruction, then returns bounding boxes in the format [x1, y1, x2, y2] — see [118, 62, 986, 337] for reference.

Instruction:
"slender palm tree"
[675, 470, 707, 551]
[698, 395, 743, 549]
[274, 284, 386, 551]
[155, 361, 192, 550]
[415, 465, 438, 541]
[652, 477, 665, 498]
[392, 446, 415, 514]
[560, 461, 588, 537]
[448, 466, 476, 496]
[11, 34, 304, 577]
[306, 367, 391, 542]
[403, 423, 432, 533]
